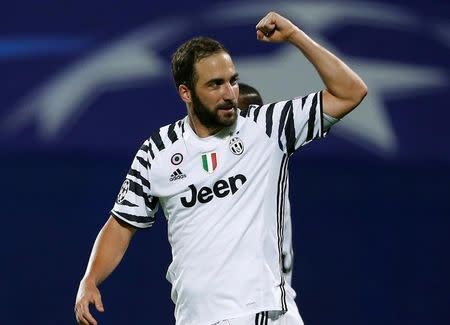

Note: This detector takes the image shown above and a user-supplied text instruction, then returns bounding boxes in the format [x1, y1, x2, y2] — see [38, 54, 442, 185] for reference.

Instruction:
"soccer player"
[75, 11, 367, 325]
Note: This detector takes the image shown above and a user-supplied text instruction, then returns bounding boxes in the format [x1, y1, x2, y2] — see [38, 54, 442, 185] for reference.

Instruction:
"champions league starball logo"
[1, 0, 448, 158]
[116, 179, 130, 204]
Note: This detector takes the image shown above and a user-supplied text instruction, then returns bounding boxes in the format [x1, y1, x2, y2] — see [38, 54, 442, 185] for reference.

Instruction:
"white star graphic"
[1, 19, 186, 140]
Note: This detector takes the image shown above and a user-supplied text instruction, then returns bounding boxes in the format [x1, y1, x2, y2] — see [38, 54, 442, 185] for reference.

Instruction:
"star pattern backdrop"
[1, 0, 449, 324]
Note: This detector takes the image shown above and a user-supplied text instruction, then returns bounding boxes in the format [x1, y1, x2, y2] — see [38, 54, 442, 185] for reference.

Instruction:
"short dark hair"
[171, 37, 229, 90]
[238, 83, 263, 108]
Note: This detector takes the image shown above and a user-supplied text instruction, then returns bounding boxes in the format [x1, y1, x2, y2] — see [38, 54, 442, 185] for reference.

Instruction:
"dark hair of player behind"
[238, 82, 263, 108]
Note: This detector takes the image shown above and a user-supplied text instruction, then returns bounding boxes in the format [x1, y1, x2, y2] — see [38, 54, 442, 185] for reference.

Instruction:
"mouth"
[217, 105, 235, 112]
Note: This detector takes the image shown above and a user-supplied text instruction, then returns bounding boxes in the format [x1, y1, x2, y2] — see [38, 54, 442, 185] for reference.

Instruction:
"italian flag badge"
[201, 152, 217, 173]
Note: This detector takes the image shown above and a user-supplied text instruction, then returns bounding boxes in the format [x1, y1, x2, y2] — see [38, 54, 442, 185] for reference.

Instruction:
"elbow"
[351, 81, 368, 108]
[359, 82, 368, 101]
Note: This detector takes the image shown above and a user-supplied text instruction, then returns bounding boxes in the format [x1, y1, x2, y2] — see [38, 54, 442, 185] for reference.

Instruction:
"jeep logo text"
[180, 174, 247, 208]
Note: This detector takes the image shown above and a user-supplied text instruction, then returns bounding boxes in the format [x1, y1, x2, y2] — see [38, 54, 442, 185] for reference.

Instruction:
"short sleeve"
[292, 91, 327, 150]
[243, 91, 328, 155]
[111, 139, 159, 228]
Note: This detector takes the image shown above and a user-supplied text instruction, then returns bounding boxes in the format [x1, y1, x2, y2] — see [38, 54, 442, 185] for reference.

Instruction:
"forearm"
[82, 216, 136, 286]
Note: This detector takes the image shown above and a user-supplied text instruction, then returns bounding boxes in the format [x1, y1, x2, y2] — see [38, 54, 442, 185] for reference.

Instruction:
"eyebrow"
[206, 73, 239, 85]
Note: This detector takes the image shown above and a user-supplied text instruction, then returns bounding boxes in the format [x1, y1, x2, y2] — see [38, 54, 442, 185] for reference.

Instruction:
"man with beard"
[75, 11, 367, 325]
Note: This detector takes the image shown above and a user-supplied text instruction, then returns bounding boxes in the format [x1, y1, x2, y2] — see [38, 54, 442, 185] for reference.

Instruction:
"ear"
[178, 84, 192, 104]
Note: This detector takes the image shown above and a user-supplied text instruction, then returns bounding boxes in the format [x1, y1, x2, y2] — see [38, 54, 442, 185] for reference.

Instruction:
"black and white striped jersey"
[111, 91, 328, 325]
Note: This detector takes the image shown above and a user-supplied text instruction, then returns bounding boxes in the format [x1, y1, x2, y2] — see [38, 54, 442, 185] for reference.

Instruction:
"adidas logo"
[169, 168, 187, 182]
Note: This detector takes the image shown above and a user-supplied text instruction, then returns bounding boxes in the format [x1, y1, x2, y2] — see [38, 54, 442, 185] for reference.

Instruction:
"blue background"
[1, 0, 449, 324]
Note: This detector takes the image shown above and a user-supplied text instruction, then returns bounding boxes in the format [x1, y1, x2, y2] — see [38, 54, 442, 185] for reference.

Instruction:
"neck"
[187, 111, 223, 138]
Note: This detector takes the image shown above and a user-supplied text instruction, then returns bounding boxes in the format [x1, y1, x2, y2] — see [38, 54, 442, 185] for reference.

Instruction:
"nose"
[223, 82, 235, 101]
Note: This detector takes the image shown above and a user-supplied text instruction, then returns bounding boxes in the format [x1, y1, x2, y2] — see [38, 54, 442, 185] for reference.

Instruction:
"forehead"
[194, 52, 236, 83]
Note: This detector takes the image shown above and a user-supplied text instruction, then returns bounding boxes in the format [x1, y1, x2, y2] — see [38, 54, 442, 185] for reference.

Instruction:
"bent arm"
[256, 12, 368, 119]
[82, 215, 137, 286]
[287, 29, 367, 118]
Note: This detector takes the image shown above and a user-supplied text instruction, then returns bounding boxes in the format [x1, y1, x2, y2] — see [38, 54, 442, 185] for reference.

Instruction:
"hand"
[255, 11, 300, 43]
[75, 279, 104, 325]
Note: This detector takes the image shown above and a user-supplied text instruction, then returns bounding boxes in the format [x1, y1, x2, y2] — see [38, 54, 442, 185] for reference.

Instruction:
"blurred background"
[1, 0, 449, 324]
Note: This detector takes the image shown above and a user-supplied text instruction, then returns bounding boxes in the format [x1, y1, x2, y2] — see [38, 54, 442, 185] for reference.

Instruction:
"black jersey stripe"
[119, 200, 139, 208]
[139, 141, 153, 162]
[181, 120, 185, 134]
[276, 154, 289, 312]
[285, 102, 296, 155]
[280, 158, 289, 311]
[255, 311, 267, 325]
[301, 95, 307, 110]
[277, 100, 292, 152]
[319, 91, 324, 137]
[167, 122, 178, 143]
[127, 179, 155, 210]
[128, 168, 150, 190]
[265, 103, 275, 137]
[255, 312, 260, 325]
[135, 156, 151, 171]
[306, 93, 318, 142]
[148, 141, 155, 159]
[128, 179, 146, 197]
[276, 156, 285, 308]
[240, 108, 248, 117]
[128, 168, 150, 189]
[148, 196, 159, 210]
[111, 211, 155, 224]
[253, 105, 261, 122]
[151, 131, 165, 151]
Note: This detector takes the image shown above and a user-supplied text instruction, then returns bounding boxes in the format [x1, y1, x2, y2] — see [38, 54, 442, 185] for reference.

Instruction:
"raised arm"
[75, 216, 136, 325]
[256, 11, 367, 119]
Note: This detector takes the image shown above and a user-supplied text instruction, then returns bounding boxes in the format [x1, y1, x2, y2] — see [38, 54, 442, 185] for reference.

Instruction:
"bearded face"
[187, 51, 239, 132]
[191, 87, 237, 129]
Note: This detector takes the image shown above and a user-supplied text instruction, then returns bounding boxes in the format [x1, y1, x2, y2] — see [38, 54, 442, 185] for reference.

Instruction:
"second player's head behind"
[238, 83, 263, 109]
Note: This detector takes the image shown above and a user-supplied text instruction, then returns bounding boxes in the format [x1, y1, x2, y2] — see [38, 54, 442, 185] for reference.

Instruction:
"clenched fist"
[256, 11, 300, 43]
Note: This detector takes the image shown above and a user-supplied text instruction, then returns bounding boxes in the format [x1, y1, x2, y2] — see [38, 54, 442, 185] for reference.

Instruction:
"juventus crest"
[229, 137, 244, 155]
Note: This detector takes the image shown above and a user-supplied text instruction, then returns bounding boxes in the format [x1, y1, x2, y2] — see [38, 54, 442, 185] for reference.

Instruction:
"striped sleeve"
[291, 91, 327, 151]
[250, 91, 327, 155]
[111, 139, 158, 229]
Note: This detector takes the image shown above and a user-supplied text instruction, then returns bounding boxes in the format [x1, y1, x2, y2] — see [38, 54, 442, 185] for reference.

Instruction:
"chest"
[153, 125, 276, 199]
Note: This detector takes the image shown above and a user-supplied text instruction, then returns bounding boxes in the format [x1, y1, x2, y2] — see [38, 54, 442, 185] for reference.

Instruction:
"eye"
[230, 76, 239, 86]
[208, 80, 223, 88]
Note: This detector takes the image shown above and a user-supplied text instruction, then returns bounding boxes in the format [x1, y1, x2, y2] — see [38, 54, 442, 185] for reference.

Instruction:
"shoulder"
[143, 118, 186, 162]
